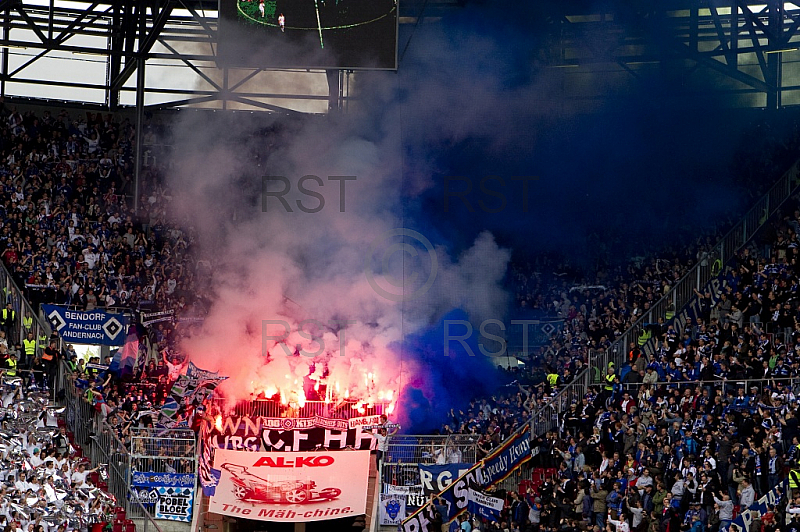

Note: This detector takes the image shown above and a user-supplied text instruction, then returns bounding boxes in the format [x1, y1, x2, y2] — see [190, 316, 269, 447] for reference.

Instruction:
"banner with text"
[482, 425, 531, 486]
[466, 489, 503, 522]
[209, 449, 369, 522]
[380, 493, 407, 526]
[131, 472, 195, 489]
[386, 484, 426, 509]
[419, 463, 473, 498]
[401, 463, 484, 531]
[401, 425, 532, 531]
[201, 415, 377, 453]
[198, 416, 381, 496]
[155, 487, 193, 522]
[729, 478, 787, 532]
[43, 305, 128, 346]
[130, 471, 195, 522]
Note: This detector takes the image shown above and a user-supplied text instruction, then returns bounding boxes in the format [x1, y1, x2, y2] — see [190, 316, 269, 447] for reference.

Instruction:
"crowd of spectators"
[445, 197, 800, 532]
[5, 102, 800, 532]
[0, 102, 205, 370]
[0, 103, 202, 481]
[0, 375, 119, 532]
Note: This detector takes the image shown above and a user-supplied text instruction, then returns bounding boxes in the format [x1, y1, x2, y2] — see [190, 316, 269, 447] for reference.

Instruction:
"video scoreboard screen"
[218, 0, 398, 69]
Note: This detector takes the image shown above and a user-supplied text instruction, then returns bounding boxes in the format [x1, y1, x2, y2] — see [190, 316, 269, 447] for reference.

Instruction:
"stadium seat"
[125, 519, 136, 532]
[113, 520, 124, 532]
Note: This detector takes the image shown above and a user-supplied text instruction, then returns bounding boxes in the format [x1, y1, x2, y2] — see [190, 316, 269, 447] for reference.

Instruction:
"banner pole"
[190, 472, 203, 532]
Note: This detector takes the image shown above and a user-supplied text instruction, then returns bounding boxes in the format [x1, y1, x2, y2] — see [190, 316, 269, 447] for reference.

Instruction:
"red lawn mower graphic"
[220, 463, 342, 504]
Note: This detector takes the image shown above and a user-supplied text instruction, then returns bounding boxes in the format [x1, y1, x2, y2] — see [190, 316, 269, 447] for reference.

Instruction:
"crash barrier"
[0, 260, 57, 399]
[593, 158, 800, 387]
[616, 376, 800, 398]
[62, 367, 172, 531]
[524, 158, 800, 448]
[129, 427, 197, 480]
[381, 434, 479, 487]
[497, 375, 800, 499]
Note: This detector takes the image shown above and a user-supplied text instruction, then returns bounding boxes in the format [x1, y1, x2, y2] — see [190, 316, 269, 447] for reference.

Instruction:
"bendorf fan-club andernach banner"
[209, 449, 370, 522]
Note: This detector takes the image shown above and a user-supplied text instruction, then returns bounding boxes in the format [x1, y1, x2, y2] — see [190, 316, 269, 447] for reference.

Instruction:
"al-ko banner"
[43, 304, 128, 346]
[198, 415, 380, 495]
[209, 449, 370, 522]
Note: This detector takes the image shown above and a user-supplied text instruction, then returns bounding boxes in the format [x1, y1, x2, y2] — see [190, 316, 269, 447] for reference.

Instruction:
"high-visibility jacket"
[6, 358, 17, 377]
[37, 335, 48, 350]
[22, 316, 32, 331]
[637, 329, 652, 347]
[604, 373, 615, 391]
[1, 309, 15, 323]
[23, 339, 36, 358]
[789, 469, 800, 490]
[547, 374, 559, 386]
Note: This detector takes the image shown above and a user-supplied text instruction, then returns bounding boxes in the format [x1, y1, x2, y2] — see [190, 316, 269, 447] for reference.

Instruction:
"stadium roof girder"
[546, 0, 800, 107]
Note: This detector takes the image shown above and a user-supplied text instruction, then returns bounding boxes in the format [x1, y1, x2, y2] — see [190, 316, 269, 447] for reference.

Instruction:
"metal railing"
[599, 158, 800, 377]
[0, 256, 55, 359]
[616, 376, 800, 397]
[130, 427, 197, 475]
[380, 434, 480, 487]
[493, 374, 800, 495]
[62, 367, 180, 531]
[524, 157, 800, 445]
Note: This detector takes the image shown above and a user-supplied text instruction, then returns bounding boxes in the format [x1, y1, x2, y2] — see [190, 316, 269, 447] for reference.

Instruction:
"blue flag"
[108, 328, 138, 378]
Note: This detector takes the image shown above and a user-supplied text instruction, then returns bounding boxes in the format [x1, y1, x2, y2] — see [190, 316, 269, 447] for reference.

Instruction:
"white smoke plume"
[162, 106, 511, 413]
[161, 5, 560, 416]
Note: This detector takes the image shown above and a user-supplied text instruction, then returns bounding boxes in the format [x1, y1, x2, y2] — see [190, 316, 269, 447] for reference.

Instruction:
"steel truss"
[542, 0, 800, 108]
[0, 0, 360, 113]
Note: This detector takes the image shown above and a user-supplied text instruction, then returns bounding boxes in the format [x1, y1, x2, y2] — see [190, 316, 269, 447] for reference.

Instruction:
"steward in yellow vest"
[5, 354, 17, 377]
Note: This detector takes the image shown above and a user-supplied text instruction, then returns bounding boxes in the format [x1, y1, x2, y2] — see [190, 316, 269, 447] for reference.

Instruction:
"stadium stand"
[5, 105, 800, 532]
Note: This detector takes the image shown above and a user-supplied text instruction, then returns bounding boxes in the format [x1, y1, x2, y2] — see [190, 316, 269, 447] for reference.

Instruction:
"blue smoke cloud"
[396, 309, 510, 433]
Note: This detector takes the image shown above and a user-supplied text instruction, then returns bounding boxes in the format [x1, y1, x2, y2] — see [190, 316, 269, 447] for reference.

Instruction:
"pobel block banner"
[209, 449, 370, 522]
